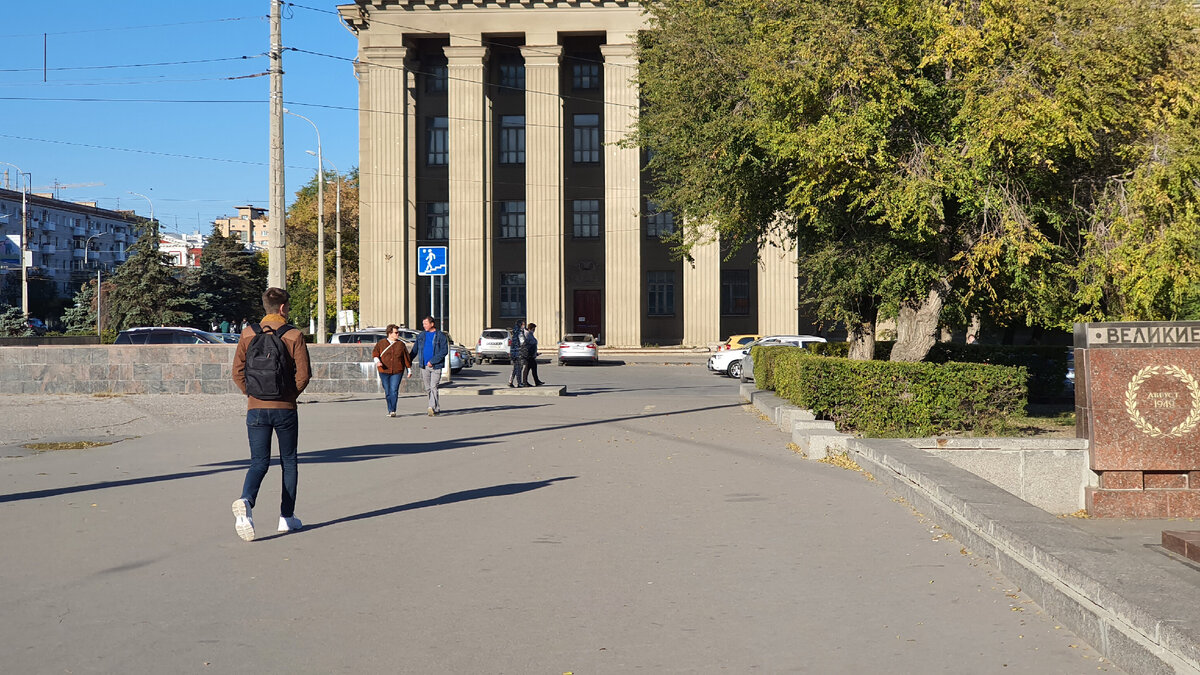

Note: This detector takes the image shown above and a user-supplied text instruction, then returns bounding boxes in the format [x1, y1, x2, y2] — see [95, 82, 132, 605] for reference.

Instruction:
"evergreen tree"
[60, 282, 96, 334]
[188, 225, 266, 328]
[104, 222, 191, 330]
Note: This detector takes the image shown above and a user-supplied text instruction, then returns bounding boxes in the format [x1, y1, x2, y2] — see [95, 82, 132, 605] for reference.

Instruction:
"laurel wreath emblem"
[1124, 365, 1200, 438]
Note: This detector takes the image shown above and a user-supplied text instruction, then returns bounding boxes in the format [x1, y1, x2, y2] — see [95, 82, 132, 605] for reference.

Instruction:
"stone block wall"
[0, 345, 408, 395]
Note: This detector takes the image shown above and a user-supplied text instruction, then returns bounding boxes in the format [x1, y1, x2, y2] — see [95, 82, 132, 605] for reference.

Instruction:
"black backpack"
[244, 323, 296, 400]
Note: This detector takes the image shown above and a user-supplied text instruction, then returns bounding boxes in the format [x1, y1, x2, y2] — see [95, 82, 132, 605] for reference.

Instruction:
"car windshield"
[483, 330, 508, 339]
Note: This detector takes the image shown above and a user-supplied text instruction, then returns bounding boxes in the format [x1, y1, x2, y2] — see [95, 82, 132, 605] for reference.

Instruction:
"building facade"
[340, 0, 803, 347]
[0, 187, 135, 301]
[214, 206, 270, 251]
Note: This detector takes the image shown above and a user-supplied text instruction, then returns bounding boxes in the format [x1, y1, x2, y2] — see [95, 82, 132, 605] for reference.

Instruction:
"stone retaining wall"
[0, 345, 402, 395]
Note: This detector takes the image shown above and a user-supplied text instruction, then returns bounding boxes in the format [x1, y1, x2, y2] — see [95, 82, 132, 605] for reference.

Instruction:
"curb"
[741, 385, 1200, 675]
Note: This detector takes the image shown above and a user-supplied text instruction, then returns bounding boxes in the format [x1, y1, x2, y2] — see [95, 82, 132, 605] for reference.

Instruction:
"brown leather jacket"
[372, 337, 414, 374]
[232, 314, 312, 410]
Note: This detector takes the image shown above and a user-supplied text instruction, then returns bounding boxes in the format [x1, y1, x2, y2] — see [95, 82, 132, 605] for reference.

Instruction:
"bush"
[807, 341, 894, 360]
[753, 346, 1027, 437]
[927, 344, 1069, 401]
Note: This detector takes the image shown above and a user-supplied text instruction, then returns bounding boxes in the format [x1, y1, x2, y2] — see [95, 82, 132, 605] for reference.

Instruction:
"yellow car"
[720, 334, 762, 351]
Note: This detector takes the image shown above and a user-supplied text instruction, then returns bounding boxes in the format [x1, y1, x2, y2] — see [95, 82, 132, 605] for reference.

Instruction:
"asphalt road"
[0, 363, 1116, 673]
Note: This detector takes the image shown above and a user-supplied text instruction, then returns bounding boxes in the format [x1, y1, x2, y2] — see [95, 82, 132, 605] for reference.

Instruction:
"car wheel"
[739, 365, 750, 383]
[728, 361, 743, 379]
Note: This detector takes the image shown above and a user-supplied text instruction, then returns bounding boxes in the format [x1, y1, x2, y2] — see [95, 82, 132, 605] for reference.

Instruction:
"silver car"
[476, 328, 513, 363]
[558, 333, 599, 365]
[734, 335, 827, 381]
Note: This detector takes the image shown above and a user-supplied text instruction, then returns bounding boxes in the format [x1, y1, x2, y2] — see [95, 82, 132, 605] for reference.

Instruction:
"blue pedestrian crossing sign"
[418, 246, 447, 276]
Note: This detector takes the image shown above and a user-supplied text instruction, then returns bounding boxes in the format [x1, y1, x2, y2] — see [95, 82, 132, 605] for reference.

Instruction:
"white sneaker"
[232, 499, 255, 542]
[387, 411, 396, 417]
[278, 515, 303, 532]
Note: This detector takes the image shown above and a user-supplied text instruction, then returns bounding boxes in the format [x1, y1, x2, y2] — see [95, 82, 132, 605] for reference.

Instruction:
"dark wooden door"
[572, 289, 602, 339]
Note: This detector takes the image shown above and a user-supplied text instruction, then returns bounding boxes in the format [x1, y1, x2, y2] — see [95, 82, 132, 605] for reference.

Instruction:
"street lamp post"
[83, 233, 105, 336]
[309, 151, 342, 331]
[286, 109, 326, 343]
[127, 191, 155, 237]
[0, 162, 30, 318]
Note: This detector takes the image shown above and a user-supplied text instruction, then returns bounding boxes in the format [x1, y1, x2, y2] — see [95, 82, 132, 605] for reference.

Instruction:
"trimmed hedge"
[807, 341, 894, 360]
[926, 343, 1069, 401]
[752, 345, 1027, 437]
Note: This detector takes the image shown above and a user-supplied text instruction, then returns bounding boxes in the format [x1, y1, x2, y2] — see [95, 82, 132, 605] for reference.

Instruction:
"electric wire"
[0, 16, 263, 39]
[0, 54, 267, 74]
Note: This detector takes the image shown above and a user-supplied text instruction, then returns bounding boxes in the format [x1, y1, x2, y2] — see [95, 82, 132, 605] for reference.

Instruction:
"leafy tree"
[104, 221, 191, 330]
[285, 169, 360, 330]
[636, 0, 1200, 360]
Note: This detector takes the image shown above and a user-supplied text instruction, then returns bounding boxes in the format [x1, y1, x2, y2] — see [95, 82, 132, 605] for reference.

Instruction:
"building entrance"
[572, 289, 602, 340]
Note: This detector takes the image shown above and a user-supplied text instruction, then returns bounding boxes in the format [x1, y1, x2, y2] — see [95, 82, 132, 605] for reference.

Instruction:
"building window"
[572, 62, 600, 90]
[572, 199, 600, 238]
[425, 62, 448, 93]
[645, 201, 675, 238]
[721, 269, 751, 316]
[499, 201, 526, 239]
[498, 57, 524, 92]
[500, 273, 526, 317]
[427, 117, 448, 166]
[499, 115, 525, 165]
[647, 271, 675, 316]
[573, 114, 600, 164]
[426, 202, 449, 240]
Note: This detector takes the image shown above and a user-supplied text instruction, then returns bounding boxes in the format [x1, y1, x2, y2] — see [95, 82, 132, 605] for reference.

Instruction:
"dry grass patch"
[819, 451, 876, 481]
[23, 440, 114, 451]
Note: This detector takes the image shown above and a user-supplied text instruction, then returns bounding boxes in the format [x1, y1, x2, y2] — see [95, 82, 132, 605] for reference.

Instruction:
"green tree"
[635, 0, 1200, 360]
[187, 225, 267, 328]
[0, 305, 30, 336]
[60, 281, 97, 334]
[285, 169, 360, 330]
[104, 222, 191, 330]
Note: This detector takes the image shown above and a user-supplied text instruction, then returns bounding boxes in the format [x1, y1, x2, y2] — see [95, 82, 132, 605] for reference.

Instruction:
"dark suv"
[114, 327, 226, 344]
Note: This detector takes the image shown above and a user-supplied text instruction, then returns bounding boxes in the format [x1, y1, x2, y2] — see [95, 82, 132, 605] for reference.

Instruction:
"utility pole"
[267, 0, 286, 289]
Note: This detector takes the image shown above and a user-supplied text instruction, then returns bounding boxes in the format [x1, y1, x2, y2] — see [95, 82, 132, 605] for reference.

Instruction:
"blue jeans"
[241, 408, 299, 518]
[378, 371, 401, 413]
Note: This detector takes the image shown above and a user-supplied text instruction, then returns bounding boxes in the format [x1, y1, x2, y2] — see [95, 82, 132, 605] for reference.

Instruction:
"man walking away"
[372, 324, 414, 417]
[410, 315, 449, 416]
[522, 323, 545, 386]
[508, 319, 526, 387]
[230, 287, 312, 542]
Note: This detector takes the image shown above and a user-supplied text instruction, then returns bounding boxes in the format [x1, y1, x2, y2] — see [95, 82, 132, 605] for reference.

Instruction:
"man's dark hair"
[423, 315, 437, 328]
[263, 287, 289, 314]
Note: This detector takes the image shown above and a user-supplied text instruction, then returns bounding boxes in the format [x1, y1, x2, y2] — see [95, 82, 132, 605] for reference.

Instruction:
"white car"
[737, 335, 827, 381]
[706, 335, 826, 379]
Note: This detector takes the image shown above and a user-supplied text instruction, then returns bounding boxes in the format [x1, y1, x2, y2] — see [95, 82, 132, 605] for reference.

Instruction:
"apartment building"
[0, 187, 136, 300]
[339, 0, 803, 347]
[214, 206, 270, 251]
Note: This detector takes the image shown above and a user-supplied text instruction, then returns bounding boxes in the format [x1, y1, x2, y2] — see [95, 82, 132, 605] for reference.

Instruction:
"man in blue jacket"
[410, 315, 449, 416]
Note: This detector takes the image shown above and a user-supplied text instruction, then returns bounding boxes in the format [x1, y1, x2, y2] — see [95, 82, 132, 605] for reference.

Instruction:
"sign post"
[417, 246, 450, 383]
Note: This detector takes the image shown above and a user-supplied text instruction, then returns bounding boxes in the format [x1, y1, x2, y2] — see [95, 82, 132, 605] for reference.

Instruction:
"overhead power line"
[0, 54, 266, 74]
[0, 16, 264, 39]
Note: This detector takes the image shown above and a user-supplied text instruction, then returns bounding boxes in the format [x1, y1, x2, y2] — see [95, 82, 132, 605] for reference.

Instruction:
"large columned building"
[339, 0, 804, 347]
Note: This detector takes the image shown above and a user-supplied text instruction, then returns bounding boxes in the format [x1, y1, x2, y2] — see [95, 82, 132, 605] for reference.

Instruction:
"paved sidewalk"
[0, 366, 1118, 673]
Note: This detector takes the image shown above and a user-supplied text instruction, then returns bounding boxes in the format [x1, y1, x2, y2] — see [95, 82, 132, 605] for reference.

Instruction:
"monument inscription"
[1076, 321, 1200, 517]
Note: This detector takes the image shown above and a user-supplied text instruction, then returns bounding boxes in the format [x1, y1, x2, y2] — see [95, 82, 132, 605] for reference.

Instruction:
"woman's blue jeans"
[241, 408, 299, 518]
[379, 371, 402, 413]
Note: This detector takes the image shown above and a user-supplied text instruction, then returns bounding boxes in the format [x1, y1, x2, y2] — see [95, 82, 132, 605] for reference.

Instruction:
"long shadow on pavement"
[261, 476, 577, 537]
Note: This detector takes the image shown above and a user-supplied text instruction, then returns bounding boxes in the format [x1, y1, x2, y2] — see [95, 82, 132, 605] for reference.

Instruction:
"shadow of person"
[286, 476, 578, 535]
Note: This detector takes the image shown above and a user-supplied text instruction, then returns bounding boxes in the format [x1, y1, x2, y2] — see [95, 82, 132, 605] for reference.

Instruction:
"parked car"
[558, 333, 599, 365]
[217, 333, 241, 344]
[445, 335, 474, 374]
[737, 335, 828, 382]
[114, 327, 226, 344]
[476, 328, 513, 363]
[719, 333, 761, 351]
[330, 326, 420, 344]
[24, 317, 47, 336]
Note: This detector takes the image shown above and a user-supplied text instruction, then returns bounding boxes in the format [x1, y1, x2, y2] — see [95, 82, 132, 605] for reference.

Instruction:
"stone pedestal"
[1077, 322, 1200, 517]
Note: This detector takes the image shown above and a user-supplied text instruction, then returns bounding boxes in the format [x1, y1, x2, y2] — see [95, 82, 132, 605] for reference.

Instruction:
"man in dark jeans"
[230, 287, 312, 542]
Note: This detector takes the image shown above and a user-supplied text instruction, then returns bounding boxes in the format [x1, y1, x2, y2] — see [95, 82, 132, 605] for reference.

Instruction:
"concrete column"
[404, 54, 419, 330]
[358, 46, 410, 329]
[757, 237, 799, 335]
[521, 42, 564, 343]
[445, 44, 489, 342]
[601, 42, 641, 348]
[683, 227, 721, 347]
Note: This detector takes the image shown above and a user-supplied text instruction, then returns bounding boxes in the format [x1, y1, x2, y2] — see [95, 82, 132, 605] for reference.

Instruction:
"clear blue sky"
[0, 1, 358, 237]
